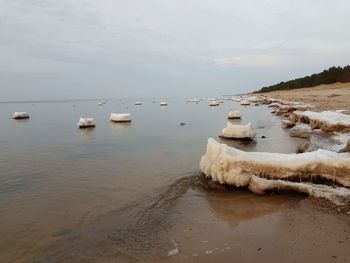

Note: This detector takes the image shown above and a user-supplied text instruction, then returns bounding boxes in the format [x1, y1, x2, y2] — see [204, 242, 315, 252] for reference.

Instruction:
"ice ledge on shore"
[200, 138, 350, 205]
[249, 176, 350, 206]
[292, 110, 350, 132]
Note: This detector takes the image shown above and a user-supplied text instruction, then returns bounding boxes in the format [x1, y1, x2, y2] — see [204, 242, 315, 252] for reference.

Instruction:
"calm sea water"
[0, 98, 305, 262]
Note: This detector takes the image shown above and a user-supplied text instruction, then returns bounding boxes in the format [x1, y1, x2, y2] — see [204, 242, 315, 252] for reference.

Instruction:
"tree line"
[257, 66, 350, 93]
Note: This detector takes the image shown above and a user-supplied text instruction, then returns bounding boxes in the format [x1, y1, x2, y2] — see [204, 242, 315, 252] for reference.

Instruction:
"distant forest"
[257, 66, 350, 93]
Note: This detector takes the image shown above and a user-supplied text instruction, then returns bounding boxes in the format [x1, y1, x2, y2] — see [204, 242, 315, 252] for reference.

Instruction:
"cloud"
[0, 0, 350, 99]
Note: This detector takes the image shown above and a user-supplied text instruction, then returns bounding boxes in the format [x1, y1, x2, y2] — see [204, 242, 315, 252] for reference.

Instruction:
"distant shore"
[258, 82, 350, 113]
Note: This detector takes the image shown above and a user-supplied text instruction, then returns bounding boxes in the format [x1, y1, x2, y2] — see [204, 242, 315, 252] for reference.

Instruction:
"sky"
[0, 0, 350, 100]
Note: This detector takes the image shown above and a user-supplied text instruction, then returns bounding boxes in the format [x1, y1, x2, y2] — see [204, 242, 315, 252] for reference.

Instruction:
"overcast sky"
[0, 0, 350, 100]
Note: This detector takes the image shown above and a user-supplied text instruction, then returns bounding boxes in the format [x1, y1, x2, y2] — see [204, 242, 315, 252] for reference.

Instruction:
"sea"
[0, 98, 305, 262]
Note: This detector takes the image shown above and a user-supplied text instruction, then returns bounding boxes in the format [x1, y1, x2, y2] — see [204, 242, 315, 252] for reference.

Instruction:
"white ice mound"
[160, 102, 168, 106]
[228, 110, 242, 119]
[209, 101, 220, 106]
[77, 118, 95, 128]
[110, 113, 131, 122]
[240, 99, 250, 105]
[292, 110, 350, 132]
[134, 102, 142, 105]
[220, 122, 255, 139]
[12, 112, 30, 119]
[200, 138, 350, 205]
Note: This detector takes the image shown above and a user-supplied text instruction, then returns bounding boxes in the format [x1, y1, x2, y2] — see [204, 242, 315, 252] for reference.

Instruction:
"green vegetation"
[257, 66, 350, 93]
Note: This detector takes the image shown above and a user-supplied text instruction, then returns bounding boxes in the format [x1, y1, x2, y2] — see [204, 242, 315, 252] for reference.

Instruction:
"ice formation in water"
[134, 102, 142, 105]
[220, 122, 255, 139]
[77, 118, 95, 128]
[12, 112, 30, 119]
[110, 113, 131, 122]
[200, 138, 350, 205]
[160, 102, 168, 106]
[228, 110, 242, 119]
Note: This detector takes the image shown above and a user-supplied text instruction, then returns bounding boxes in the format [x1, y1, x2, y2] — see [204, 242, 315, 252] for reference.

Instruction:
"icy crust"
[249, 176, 350, 206]
[228, 110, 242, 119]
[292, 110, 350, 132]
[220, 122, 255, 139]
[110, 113, 131, 122]
[200, 138, 350, 190]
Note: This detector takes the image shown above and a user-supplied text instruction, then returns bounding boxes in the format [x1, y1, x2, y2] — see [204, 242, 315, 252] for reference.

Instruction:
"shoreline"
[256, 82, 350, 113]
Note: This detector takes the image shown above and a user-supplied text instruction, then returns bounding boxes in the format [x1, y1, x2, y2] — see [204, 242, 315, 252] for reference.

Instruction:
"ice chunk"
[228, 110, 242, 119]
[77, 118, 95, 128]
[340, 139, 350, 153]
[134, 102, 142, 105]
[12, 112, 30, 119]
[219, 122, 255, 139]
[281, 120, 295, 129]
[110, 113, 131, 122]
[160, 102, 168, 106]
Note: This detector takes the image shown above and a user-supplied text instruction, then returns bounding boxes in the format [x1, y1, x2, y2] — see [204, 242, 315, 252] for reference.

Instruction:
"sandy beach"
[260, 82, 350, 112]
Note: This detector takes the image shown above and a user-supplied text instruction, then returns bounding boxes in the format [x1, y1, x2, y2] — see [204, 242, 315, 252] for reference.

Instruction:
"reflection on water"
[203, 186, 293, 229]
[78, 127, 96, 138]
[0, 98, 306, 262]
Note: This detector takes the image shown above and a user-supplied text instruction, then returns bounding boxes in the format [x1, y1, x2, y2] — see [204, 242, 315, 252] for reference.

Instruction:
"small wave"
[33, 172, 206, 263]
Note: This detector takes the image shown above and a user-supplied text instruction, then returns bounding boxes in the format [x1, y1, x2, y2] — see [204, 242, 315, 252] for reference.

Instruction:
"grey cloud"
[0, 0, 349, 100]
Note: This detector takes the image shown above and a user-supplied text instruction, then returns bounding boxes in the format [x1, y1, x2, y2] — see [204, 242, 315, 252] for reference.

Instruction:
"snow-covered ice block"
[12, 112, 30, 119]
[110, 113, 131, 122]
[228, 110, 242, 119]
[220, 122, 255, 139]
[160, 102, 168, 106]
[77, 118, 95, 128]
[134, 102, 142, 105]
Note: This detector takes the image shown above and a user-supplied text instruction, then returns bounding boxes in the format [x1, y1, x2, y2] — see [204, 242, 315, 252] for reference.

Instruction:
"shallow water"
[0, 98, 307, 262]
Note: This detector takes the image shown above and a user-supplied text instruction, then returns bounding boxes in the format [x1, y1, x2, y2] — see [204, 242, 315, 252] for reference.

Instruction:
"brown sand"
[261, 82, 350, 112]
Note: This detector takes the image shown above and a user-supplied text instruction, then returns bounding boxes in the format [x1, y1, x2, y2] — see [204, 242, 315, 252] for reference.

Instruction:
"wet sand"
[162, 188, 350, 263]
[260, 82, 350, 112]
